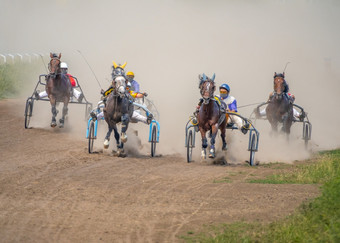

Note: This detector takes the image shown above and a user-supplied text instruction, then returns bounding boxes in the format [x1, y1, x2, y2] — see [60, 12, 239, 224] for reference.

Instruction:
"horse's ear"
[58, 53, 61, 59]
[121, 62, 127, 69]
[202, 73, 207, 81]
[282, 72, 285, 78]
[211, 73, 215, 82]
[112, 61, 118, 69]
[50, 53, 53, 58]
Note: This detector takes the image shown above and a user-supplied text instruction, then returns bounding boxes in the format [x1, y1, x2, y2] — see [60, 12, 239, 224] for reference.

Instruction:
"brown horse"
[46, 53, 72, 128]
[266, 72, 293, 135]
[197, 73, 227, 159]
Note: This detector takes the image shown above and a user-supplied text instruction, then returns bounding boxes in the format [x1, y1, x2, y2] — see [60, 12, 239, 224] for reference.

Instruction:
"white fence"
[0, 53, 49, 64]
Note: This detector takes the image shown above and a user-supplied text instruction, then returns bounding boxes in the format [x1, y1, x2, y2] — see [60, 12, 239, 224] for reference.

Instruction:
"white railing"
[0, 53, 49, 64]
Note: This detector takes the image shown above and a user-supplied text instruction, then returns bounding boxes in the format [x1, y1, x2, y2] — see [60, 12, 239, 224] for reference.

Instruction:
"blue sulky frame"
[86, 101, 160, 157]
[185, 111, 260, 166]
[24, 74, 93, 129]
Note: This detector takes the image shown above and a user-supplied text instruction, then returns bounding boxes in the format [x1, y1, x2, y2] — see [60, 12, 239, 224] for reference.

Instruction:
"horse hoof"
[59, 123, 64, 128]
[209, 149, 215, 158]
[117, 149, 126, 158]
[222, 145, 228, 151]
[51, 122, 57, 128]
[103, 139, 110, 149]
[201, 150, 206, 160]
[121, 133, 128, 143]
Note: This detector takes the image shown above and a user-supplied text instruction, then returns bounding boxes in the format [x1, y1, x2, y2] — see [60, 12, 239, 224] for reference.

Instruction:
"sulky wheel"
[24, 99, 33, 129]
[88, 121, 95, 153]
[303, 123, 310, 149]
[151, 125, 157, 157]
[187, 130, 194, 163]
[249, 133, 256, 166]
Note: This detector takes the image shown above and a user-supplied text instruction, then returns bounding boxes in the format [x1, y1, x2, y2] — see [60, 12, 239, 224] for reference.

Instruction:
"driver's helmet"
[60, 62, 68, 73]
[219, 84, 230, 99]
[219, 83, 230, 92]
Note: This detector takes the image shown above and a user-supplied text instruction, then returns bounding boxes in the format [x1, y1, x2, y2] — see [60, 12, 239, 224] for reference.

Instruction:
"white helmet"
[60, 62, 68, 69]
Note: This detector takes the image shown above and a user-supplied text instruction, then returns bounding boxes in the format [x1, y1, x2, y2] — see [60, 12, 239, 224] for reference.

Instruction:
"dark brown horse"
[266, 72, 293, 135]
[103, 62, 134, 156]
[197, 73, 227, 159]
[46, 53, 72, 128]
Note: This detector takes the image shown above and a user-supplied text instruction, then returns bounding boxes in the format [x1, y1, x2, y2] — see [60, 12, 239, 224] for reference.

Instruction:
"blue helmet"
[219, 83, 230, 92]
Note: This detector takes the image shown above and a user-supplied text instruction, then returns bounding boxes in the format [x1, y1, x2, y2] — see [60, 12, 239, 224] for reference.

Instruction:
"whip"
[39, 54, 48, 73]
[77, 50, 103, 89]
[283, 62, 290, 73]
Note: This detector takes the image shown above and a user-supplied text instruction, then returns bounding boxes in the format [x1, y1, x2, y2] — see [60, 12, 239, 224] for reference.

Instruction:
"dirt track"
[0, 99, 319, 242]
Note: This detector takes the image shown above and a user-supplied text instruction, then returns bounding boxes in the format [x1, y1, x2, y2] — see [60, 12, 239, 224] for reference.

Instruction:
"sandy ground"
[0, 99, 319, 242]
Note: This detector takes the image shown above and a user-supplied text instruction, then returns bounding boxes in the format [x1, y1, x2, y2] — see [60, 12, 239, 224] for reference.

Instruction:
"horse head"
[111, 61, 127, 97]
[199, 73, 216, 104]
[272, 72, 285, 100]
[48, 53, 61, 77]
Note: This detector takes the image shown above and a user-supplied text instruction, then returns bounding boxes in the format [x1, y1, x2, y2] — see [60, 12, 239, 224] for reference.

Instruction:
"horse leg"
[59, 99, 69, 128]
[104, 124, 113, 149]
[113, 124, 125, 155]
[209, 124, 219, 158]
[199, 127, 208, 160]
[120, 113, 130, 143]
[220, 125, 227, 151]
[50, 97, 57, 128]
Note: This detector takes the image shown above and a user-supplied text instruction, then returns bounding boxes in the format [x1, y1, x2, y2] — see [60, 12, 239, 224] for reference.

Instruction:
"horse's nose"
[118, 86, 125, 94]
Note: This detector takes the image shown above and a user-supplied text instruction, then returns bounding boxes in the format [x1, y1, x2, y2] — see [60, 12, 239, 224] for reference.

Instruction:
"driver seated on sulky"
[91, 82, 152, 124]
[35, 62, 83, 103]
[218, 83, 249, 134]
[255, 72, 305, 121]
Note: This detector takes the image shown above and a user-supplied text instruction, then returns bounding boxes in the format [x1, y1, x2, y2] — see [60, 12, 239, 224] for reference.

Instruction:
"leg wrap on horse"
[202, 137, 208, 149]
[51, 106, 57, 117]
[210, 137, 216, 149]
[121, 114, 129, 133]
[62, 106, 68, 117]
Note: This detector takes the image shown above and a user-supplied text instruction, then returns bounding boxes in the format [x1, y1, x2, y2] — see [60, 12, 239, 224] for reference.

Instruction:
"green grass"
[183, 149, 340, 243]
[0, 62, 41, 99]
[249, 150, 340, 184]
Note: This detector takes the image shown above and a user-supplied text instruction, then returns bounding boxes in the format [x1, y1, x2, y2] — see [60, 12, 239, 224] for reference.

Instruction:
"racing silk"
[219, 95, 238, 112]
[128, 90, 139, 99]
[130, 80, 140, 93]
[66, 74, 76, 87]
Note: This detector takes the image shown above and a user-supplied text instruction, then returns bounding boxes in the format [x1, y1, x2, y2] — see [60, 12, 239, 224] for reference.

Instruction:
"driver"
[92, 81, 152, 124]
[34, 62, 83, 102]
[218, 83, 249, 134]
[256, 73, 305, 121]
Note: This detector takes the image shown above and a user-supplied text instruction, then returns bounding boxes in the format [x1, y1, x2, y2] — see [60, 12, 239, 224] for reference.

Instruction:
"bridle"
[200, 80, 215, 104]
[48, 57, 61, 77]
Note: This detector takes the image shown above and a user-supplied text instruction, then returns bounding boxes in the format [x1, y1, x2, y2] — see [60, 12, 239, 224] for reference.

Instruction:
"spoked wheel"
[303, 122, 311, 149]
[249, 133, 256, 166]
[24, 99, 33, 129]
[187, 130, 193, 163]
[88, 121, 95, 153]
[151, 125, 157, 157]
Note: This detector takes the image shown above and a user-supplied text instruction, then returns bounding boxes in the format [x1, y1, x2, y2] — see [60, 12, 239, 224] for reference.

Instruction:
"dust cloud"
[1, 0, 340, 163]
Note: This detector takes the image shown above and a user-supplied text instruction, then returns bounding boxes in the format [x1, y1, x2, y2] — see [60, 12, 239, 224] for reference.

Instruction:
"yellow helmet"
[126, 71, 134, 77]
